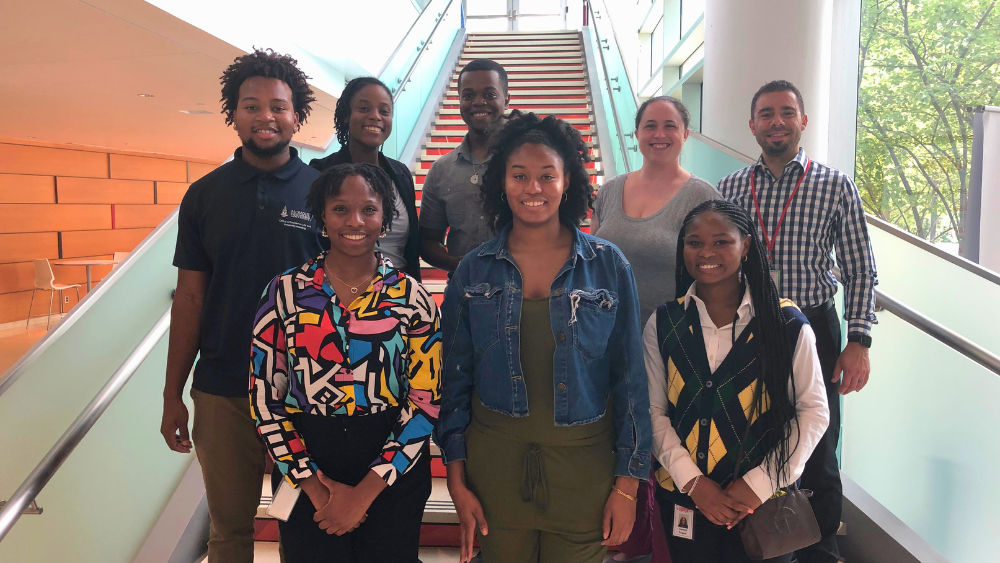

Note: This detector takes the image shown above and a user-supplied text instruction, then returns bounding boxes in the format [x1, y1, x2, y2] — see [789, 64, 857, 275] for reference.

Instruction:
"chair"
[27, 259, 81, 330]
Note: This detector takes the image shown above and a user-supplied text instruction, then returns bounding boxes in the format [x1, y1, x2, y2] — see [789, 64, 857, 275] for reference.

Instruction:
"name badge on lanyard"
[750, 159, 811, 297]
[673, 504, 695, 540]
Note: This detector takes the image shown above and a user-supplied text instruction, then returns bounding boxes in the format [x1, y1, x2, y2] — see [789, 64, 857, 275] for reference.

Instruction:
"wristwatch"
[847, 333, 872, 348]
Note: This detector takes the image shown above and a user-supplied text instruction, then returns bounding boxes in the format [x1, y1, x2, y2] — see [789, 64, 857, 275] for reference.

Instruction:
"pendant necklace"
[470, 160, 482, 185]
[324, 262, 377, 294]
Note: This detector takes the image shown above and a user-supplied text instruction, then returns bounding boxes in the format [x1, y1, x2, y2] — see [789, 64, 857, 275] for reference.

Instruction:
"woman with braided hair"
[435, 112, 652, 563]
[643, 200, 829, 562]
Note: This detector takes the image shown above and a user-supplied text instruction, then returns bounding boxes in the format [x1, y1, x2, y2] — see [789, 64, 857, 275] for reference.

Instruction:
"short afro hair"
[750, 80, 805, 120]
[335, 77, 394, 148]
[481, 111, 593, 232]
[457, 58, 509, 95]
[220, 48, 316, 127]
[306, 163, 399, 235]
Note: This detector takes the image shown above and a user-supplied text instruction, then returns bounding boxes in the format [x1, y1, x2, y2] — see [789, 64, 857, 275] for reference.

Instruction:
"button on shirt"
[643, 283, 830, 503]
[419, 136, 493, 258]
[174, 147, 325, 397]
[718, 149, 878, 337]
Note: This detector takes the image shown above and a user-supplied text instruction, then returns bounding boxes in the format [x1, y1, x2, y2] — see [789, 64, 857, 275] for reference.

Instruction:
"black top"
[309, 146, 421, 281]
[174, 147, 325, 397]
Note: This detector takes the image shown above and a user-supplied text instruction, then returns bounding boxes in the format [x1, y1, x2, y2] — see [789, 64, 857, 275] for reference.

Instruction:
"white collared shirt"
[643, 282, 830, 503]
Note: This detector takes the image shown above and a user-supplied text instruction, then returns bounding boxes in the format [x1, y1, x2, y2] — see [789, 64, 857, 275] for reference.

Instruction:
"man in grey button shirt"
[420, 59, 510, 272]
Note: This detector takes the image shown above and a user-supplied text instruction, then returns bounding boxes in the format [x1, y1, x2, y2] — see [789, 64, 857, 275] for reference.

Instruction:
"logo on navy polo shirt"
[279, 206, 314, 231]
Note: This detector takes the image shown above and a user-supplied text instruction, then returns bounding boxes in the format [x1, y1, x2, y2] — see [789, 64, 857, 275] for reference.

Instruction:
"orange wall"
[0, 139, 220, 324]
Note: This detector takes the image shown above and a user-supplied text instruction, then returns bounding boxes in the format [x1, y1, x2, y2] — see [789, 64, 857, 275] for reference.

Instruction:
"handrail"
[588, 0, 639, 108]
[584, 0, 633, 173]
[875, 289, 1000, 376]
[392, 0, 457, 104]
[376, 0, 438, 78]
[0, 308, 172, 542]
[865, 214, 1000, 286]
[0, 208, 180, 397]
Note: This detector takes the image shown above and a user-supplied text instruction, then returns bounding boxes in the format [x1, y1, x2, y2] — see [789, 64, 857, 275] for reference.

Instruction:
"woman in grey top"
[591, 95, 718, 563]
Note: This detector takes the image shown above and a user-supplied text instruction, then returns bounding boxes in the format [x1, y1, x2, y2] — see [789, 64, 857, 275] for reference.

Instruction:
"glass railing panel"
[0, 218, 192, 562]
[378, 0, 449, 100]
[381, 0, 461, 161]
[583, 26, 628, 176]
[866, 225, 1000, 354]
[588, 0, 642, 172]
[842, 314, 1000, 563]
[681, 135, 750, 184]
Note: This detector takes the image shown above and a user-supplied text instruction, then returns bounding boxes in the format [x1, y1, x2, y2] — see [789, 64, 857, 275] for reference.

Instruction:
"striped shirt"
[718, 149, 877, 336]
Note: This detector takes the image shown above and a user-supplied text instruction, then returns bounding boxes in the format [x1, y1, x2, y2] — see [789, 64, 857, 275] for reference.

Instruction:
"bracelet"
[612, 486, 637, 502]
[684, 475, 701, 496]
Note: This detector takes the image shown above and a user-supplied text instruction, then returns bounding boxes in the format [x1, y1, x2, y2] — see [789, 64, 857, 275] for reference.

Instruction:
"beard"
[243, 137, 290, 158]
[763, 140, 791, 156]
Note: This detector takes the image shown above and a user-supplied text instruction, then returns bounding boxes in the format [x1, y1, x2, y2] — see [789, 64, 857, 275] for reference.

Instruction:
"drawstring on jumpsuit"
[520, 443, 549, 513]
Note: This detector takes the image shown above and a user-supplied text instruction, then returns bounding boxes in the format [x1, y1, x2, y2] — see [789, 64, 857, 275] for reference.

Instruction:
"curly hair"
[481, 111, 593, 232]
[334, 77, 394, 148]
[306, 163, 399, 234]
[220, 48, 316, 127]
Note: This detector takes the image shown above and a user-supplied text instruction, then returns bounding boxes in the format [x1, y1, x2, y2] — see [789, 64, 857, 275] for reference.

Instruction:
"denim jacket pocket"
[464, 283, 505, 353]
[569, 288, 619, 362]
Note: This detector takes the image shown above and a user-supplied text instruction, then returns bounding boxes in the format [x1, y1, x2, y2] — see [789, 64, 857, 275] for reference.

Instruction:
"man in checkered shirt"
[717, 80, 878, 563]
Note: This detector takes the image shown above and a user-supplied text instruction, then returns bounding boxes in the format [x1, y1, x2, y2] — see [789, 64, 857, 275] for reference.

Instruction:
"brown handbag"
[731, 418, 821, 560]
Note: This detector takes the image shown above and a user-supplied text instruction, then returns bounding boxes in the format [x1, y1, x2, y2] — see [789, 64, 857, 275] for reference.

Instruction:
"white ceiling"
[0, 0, 339, 162]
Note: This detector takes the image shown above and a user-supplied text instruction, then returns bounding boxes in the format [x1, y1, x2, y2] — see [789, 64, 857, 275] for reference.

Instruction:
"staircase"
[254, 30, 607, 552]
[415, 30, 605, 295]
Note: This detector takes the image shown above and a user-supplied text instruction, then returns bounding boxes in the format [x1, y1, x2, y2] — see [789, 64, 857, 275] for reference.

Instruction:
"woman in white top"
[643, 200, 829, 563]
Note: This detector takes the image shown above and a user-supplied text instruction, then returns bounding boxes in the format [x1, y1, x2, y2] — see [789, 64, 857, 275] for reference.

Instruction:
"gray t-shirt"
[593, 173, 720, 325]
[377, 182, 410, 268]
[418, 136, 493, 258]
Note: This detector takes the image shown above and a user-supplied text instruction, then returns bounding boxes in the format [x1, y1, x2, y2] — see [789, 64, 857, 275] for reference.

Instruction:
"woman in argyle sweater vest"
[643, 200, 829, 563]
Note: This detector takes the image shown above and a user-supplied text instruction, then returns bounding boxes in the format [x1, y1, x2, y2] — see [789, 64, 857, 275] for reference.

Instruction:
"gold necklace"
[323, 262, 377, 294]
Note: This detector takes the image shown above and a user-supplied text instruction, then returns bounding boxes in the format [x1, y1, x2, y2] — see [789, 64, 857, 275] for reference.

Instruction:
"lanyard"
[750, 158, 811, 260]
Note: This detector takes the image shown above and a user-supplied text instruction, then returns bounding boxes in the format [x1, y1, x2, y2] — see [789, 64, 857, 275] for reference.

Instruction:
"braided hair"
[674, 199, 799, 484]
[480, 111, 593, 232]
[334, 77, 393, 148]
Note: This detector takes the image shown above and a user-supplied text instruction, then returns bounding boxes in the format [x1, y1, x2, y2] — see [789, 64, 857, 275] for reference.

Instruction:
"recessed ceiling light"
[138, 94, 154, 97]
[180, 109, 213, 115]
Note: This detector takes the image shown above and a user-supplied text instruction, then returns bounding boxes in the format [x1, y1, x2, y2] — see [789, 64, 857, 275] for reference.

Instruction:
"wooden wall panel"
[156, 182, 191, 204]
[0, 204, 111, 233]
[110, 154, 187, 182]
[61, 228, 152, 258]
[0, 233, 59, 263]
[0, 174, 56, 203]
[115, 204, 176, 229]
[0, 143, 108, 178]
[0, 262, 36, 293]
[188, 162, 217, 182]
[57, 177, 154, 204]
[0, 289, 82, 325]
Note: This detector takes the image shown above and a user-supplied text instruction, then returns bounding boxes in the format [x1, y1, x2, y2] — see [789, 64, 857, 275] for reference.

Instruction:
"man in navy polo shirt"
[160, 49, 324, 563]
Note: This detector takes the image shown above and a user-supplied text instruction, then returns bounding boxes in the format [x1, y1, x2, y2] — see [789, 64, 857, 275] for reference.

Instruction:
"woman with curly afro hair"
[434, 112, 653, 563]
[310, 77, 422, 281]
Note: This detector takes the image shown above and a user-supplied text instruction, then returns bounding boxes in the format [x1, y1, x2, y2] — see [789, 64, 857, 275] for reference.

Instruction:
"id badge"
[673, 504, 694, 540]
[769, 269, 782, 295]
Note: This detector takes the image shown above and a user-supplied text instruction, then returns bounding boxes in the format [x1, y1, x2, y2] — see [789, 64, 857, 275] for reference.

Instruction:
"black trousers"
[796, 304, 843, 563]
[658, 491, 792, 563]
[274, 409, 431, 563]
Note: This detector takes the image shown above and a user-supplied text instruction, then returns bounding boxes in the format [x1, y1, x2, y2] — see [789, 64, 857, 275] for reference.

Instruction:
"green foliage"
[857, 0, 1000, 245]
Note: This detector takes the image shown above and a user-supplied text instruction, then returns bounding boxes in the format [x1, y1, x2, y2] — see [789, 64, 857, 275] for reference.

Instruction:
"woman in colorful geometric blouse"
[435, 112, 653, 563]
[643, 200, 829, 563]
[249, 163, 442, 563]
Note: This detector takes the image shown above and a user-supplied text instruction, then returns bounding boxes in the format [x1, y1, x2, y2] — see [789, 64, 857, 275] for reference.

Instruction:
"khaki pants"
[192, 388, 265, 563]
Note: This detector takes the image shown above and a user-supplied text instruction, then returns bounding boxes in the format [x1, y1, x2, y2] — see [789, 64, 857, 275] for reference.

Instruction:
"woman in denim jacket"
[434, 112, 653, 563]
